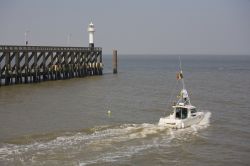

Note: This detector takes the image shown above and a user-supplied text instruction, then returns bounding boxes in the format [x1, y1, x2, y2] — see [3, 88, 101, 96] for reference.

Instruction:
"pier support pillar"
[5, 52, 10, 85]
[113, 49, 118, 74]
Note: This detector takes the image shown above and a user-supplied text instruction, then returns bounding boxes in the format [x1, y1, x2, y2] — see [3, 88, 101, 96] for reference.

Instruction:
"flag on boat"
[176, 71, 183, 80]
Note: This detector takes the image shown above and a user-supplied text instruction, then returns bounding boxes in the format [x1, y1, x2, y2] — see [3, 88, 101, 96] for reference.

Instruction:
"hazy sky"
[0, 0, 249, 55]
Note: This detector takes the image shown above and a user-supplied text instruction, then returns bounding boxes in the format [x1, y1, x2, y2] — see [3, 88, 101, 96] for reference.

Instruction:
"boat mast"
[179, 56, 185, 90]
[178, 56, 191, 105]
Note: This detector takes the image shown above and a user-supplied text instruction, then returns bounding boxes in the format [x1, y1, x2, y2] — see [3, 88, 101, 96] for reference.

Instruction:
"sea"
[0, 55, 249, 166]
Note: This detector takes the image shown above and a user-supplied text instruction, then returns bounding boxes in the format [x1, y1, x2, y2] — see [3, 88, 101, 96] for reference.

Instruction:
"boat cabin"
[172, 104, 197, 119]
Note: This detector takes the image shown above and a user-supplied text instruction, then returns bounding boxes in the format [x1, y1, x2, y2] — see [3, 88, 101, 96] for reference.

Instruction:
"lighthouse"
[88, 22, 95, 48]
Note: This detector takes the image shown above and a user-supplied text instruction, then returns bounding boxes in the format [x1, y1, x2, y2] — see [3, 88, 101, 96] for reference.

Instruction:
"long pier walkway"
[0, 45, 103, 85]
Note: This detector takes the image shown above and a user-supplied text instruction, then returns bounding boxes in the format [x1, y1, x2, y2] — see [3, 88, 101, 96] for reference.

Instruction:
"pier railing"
[0, 45, 102, 51]
[0, 45, 103, 86]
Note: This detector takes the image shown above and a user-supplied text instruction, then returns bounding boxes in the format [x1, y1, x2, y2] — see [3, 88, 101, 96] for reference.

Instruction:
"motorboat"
[158, 59, 204, 129]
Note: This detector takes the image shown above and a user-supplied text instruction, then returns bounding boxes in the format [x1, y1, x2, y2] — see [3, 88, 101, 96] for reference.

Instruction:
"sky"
[0, 0, 250, 55]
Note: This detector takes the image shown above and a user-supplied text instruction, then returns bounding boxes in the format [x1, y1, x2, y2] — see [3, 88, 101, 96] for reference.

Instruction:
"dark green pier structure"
[0, 45, 103, 86]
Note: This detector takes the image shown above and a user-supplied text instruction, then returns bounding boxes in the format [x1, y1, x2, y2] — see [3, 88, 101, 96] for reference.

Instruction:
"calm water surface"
[0, 55, 249, 165]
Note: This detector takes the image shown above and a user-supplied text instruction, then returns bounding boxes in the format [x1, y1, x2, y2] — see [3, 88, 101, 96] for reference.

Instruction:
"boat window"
[191, 109, 197, 114]
[191, 108, 197, 117]
[176, 107, 188, 119]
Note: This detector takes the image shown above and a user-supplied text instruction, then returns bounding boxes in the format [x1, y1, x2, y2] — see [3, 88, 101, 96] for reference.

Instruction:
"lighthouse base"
[89, 43, 94, 48]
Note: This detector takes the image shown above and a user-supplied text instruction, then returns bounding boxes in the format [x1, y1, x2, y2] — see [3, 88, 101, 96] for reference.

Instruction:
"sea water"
[0, 55, 249, 165]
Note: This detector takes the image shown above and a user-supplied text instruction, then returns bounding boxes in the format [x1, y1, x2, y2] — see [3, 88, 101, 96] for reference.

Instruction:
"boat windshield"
[191, 108, 197, 117]
[175, 107, 188, 119]
[191, 108, 197, 114]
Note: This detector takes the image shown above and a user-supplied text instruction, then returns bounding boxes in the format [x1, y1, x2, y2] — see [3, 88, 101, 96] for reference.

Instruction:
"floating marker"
[107, 110, 111, 117]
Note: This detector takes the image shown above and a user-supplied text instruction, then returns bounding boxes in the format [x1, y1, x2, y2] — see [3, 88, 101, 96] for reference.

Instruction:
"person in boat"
[181, 89, 189, 105]
[184, 97, 187, 104]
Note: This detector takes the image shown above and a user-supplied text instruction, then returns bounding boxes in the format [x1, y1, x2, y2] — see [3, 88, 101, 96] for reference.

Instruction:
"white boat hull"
[158, 112, 204, 129]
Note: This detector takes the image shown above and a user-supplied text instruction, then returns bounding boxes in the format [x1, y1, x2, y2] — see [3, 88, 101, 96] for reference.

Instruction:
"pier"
[0, 45, 102, 85]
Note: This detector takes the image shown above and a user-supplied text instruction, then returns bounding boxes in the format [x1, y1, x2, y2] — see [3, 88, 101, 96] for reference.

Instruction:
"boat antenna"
[179, 56, 182, 72]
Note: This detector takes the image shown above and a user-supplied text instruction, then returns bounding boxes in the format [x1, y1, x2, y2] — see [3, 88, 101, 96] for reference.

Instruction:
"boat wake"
[0, 112, 211, 165]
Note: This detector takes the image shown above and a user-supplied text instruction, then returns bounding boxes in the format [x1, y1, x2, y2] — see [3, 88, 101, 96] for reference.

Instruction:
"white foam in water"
[169, 128, 175, 139]
[79, 140, 160, 166]
[0, 112, 211, 165]
[79, 114, 212, 165]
